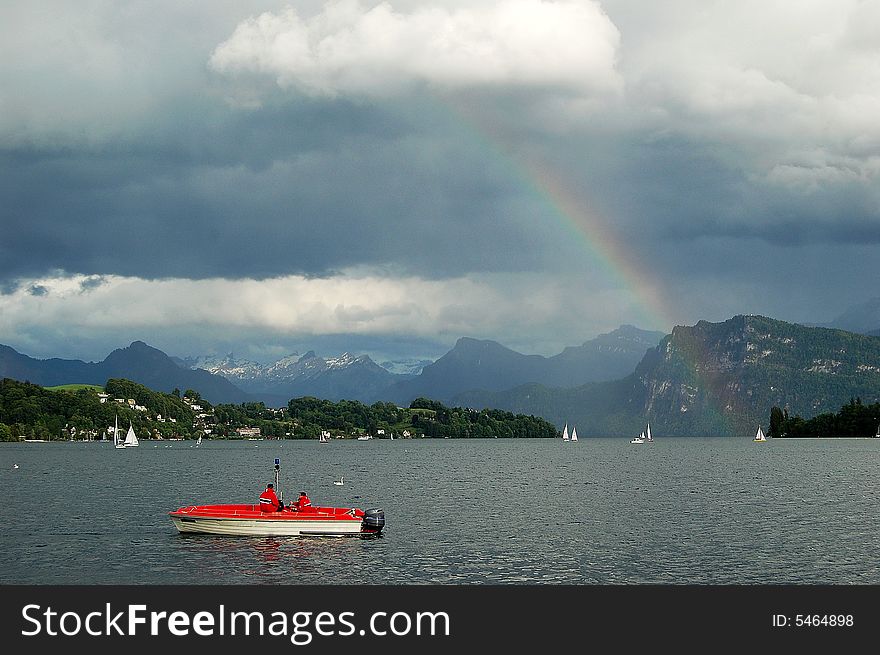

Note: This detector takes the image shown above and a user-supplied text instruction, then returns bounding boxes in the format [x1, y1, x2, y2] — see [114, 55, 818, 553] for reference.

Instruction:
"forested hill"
[0, 378, 199, 441]
[287, 396, 559, 439]
[769, 399, 880, 438]
[0, 377, 558, 441]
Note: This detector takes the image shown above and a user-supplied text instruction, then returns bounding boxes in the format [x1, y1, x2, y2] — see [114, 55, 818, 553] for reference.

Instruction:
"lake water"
[1, 437, 878, 585]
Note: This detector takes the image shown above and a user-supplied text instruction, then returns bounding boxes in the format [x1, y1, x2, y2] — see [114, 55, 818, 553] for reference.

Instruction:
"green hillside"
[44, 384, 105, 392]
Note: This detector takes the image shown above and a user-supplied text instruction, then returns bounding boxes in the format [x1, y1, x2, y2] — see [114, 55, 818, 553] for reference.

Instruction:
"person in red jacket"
[259, 483, 283, 512]
[293, 491, 312, 511]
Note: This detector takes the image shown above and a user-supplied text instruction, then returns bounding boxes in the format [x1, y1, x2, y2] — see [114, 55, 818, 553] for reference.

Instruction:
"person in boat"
[259, 483, 283, 512]
[292, 491, 312, 511]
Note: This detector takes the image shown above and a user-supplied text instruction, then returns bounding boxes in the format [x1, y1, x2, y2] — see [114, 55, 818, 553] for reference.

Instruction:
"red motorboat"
[168, 458, 384, 537]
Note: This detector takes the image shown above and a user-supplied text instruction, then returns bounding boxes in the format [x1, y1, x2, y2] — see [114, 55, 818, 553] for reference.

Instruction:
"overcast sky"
[2, 0, 878, 363]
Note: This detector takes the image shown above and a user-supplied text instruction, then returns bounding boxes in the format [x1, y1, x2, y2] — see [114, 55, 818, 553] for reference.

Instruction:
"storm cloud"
[2, 0, 879, 362]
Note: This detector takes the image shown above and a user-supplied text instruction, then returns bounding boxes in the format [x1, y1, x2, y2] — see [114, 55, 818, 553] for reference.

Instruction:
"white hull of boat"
[170, 515, 366, 537]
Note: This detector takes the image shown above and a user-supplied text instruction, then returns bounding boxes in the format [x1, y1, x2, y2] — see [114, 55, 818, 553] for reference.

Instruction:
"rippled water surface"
[1, 438, 878, 584]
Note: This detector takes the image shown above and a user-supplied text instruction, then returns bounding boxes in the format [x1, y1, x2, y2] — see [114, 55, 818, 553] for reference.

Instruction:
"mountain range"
[383, 325, 665, 405]
[181, 350, 404, 406]
[454, 315, 880, 437]
[0, 325, 664, 408]
[3, 315, 880, 436]
[0, 341, 249, 404]
[180, 324, 664, 405]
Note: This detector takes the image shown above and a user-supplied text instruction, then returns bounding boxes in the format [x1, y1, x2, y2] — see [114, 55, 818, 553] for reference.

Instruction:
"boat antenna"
[274, 458, 281, 502]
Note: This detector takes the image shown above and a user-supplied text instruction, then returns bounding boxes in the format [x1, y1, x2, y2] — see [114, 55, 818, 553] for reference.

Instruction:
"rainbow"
[447, 101, 675, 333]
[447, 101, 742, 434]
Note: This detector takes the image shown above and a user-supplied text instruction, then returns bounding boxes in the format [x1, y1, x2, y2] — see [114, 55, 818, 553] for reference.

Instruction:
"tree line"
[287, 396, 558, 439]
[0, 378, 283, 441]
[768, 398, 880, 438]
[0, 377, 558, 442]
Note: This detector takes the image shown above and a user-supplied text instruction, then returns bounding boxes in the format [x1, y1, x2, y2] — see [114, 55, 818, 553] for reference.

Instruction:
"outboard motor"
[362, 508, 385, 533]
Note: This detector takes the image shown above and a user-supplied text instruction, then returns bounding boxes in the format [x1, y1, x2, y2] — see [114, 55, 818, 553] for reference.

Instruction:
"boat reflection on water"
[174, 532, 376, 580]
[251, 538, 284, 562]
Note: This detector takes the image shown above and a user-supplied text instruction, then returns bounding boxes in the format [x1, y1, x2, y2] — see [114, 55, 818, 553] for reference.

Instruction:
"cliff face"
[455, 315, 880, 436]
[633, 315, 880, 435]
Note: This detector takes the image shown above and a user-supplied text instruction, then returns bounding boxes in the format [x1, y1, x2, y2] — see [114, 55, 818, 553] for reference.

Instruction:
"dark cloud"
[0, 279, 21, 295]
[3, 1, 880, 361]
[0, 95, 572, 285]
[79, 275, 107, 292]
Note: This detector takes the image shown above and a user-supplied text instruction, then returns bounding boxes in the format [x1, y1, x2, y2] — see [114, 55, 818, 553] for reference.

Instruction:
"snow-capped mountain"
[378, 358, 434, 376]
[182, 353, 274, 383]
[184, 351, 406, 404]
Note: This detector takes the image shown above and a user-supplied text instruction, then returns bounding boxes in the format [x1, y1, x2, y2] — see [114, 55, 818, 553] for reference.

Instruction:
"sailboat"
[874, 423, 880, 438]
[753, 425, 767, 442]
[319, 430, 329, 443]
[114, 415, 126, 449]
[123, 421, 139, 447]
[561, 423, 569, 441]
[196, 434, 202, 446]
[570, 426, 578, 442]
[645, 422, 654, 443]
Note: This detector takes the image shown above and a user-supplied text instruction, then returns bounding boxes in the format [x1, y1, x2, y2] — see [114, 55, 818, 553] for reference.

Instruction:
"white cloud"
[0, 271, 646, 357]
[611, 0, 880, 177]
[210, 0, 622, 98]
[209, 0, 880, 190]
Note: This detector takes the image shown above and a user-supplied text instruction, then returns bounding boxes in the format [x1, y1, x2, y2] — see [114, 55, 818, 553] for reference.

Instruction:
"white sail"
[196, 434, 202, 446]
[123, 422, 139, 447]
[114, 415, 125, 449]
[754, 425, 766, 442]
[562, 423, 569, 441]
[646, 422, 653, 442]
[570, 426, 578, 442]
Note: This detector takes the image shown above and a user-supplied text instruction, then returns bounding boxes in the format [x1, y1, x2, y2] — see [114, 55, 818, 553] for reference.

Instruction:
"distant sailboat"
[570, 426, 578, 442]
[333, 476, 344, 486]
[561, 423, 569, 442]
[196, 434, 202, 446]
[874, 423, 880, 438]
[319, 430, 329, 444]
[123, 421, 139, 447]
[632, 422, 652, 444]
[114, 415, 126, 449]
[753, 425, 767, 442]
